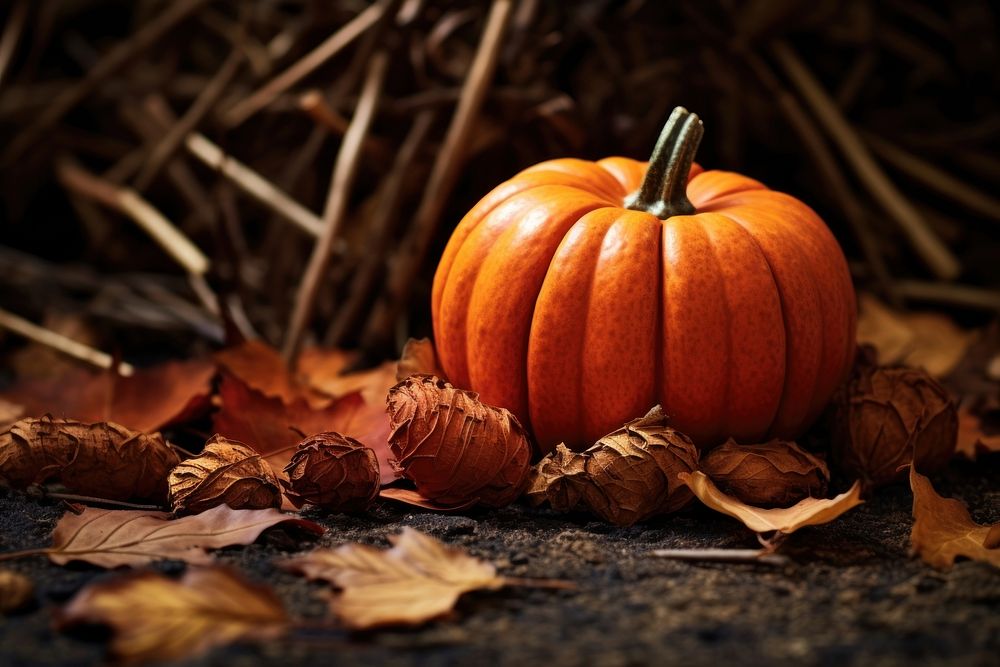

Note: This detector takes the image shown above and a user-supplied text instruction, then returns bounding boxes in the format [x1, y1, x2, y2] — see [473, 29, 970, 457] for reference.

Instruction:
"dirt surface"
[1, 460, 997, 667]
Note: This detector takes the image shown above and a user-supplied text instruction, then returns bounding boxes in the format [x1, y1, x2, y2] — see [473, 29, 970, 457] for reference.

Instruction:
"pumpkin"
[432, 107, 856, 454]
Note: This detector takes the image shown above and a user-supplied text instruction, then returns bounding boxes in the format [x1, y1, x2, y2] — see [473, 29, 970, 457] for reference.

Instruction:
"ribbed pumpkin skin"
[431, 157, 856, 454]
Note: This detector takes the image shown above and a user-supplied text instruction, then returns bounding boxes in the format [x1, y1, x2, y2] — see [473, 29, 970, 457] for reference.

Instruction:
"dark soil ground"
[0, 460, 997, 667]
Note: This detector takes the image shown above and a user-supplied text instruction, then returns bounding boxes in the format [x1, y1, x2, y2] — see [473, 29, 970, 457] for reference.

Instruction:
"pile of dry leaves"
[0, 297, 998, 663]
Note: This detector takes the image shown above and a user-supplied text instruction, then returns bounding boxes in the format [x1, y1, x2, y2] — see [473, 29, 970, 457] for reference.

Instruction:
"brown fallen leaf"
[216, 339, 327, 406]
[909, 468, 1000, 570]
[396, 337, 444, 381]
[856, 294, 972, 377]
[0, 399, 24, 431]
[955, 407, 1000, 460]
[282, 433, 380, 511]
[679, 471, 864, 535]
[1, 359, 215, 433]
[0, 417, 180, 502]
[0, 504, 322, 568]
[168, 435, 282, 514]
[283, 527, 512, 629]
[57, 567, 288, 664]
[0, 569, 33, 613]
[699, 439, 829, 507]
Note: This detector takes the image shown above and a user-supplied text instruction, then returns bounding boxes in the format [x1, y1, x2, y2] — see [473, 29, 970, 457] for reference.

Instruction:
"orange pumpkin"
[432, 107, 856, 454]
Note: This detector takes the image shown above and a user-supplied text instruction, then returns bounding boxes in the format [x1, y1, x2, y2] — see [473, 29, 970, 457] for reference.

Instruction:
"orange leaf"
[679, 471, 864, 535]
[909, 468, 1000, 570]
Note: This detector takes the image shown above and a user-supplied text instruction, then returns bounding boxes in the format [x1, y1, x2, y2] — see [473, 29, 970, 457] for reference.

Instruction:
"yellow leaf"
[678, 471, 864, 534]
[909, 468, 1000, 570]
[57, 567, 288, 664]
[283, 527, 505, 629]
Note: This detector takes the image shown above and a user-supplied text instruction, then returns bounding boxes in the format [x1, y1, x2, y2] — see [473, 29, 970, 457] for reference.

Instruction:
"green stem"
[625, 106, 704, 218]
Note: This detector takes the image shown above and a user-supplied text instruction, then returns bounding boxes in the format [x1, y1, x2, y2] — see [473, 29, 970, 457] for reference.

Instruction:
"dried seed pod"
[168, 435, 281, 513]
[0, 417, 179, 502]
[0, 569, 34, 614]
[833, 366, 957, 488]
[282, 433, 380, 511]
[527, 406, 699, 526]
[700, 439, 829, 507]
[386, 375, 531, 508]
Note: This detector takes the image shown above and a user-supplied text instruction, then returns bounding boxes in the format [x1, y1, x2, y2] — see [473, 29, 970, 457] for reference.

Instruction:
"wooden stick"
[134, 49, 244, 191]
[221, 1, 387, 128]
[863, 133, 1000, 221]
[0, 0, 28, 88]
[652, 548, 790, 567]
[300, 89, 392, 162]
[182, 131, 324, 237]
[56, 158, 210, 276]
[0, 307, 134, 376]
[4, 0, 209, 162]
[771, 40, 960, 280]
[281, 51, 389, 364]
[364, 0, 514, 343]
[895, 280, 1000, 311]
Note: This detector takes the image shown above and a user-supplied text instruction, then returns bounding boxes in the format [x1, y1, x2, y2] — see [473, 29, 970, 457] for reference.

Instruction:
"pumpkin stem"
[625, 106, 703, 218]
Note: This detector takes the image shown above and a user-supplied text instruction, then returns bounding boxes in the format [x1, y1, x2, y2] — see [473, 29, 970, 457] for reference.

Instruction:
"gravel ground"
[0, 458, 997, 667]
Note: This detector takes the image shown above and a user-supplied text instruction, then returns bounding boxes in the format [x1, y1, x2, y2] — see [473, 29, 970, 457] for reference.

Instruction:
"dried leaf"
[526, 406, 699, 525]
[700, 439, 829, 507]
[857, 294, 971, 377]
[679, 471, 864, 535]
[387, 375, 532, 508]
[38, 504, 322, 568]
[0, 417, 180, 502]
[282, 433, 380, 511]
[57, 567, 288, 664]
[0, 399, 24, 431]
[396, 338, 444, 381]
[282, 527, 504, 629]
[378, 487, 479, 512]
[1, 359, 215, 433]
[955, 407, 1000, 460]
[216, 340, 327, 406]
[0, 569, 33, 613]
[168, 435, 281, 514]
[833, 366, 957, 487]
[909, 468, 1000, 570]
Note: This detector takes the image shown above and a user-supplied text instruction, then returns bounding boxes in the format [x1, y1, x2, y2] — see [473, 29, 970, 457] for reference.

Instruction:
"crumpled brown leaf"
[395, 338, 444, 381]
[679, 471, 864, 535]
[0, 569, 33, 614]
[168, 435, 281, 514]
[909, 468, 1000, 570]
[525, 406, 699, 525]
[1, 359, 215, 433]
[282, 527, 505, 629]
[282, 433, 380, 511]
[386, 375, 532, 508]
[57, 567, 288, 664]
[833, 366, 957, 487]
[700, 439, 829, 507]
[17, 504, 323, 568]
[0, 417, 180, 502]
[0, 399, 24, 431]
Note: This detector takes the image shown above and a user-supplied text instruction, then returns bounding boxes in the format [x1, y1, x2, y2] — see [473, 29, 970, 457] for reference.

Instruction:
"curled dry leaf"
[282, 432, 380, 511]
[909, 468, 1000, 570]
[679, 471, 864, 535]
[833, 367, 957, 488]
[0, 569, 33, 613]
[396, 337, 444, 381]
[57, 567, 288, 664]
[14, 504, 323, 568]
[387, 375, 531, 508]
[700, 439, 829, 507]
[1, 359, 215, 433]
[0, 417, 180, 502]
[168, 435, 281, 514]
[526, 406, 699, 526]
[282, 527, 504, 629]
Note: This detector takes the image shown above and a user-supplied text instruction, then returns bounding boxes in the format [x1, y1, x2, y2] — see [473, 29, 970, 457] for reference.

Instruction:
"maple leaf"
[909, 468, 1000, 570]
[1, 359, 215, 433]
[678, 471, 864, 535]
[1, 504, 322, 568]
[955, 407, 1000, 460]
[57, 567, 288, 664]
[0, 417, 180, 502]
[282, 527, 506, 629]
